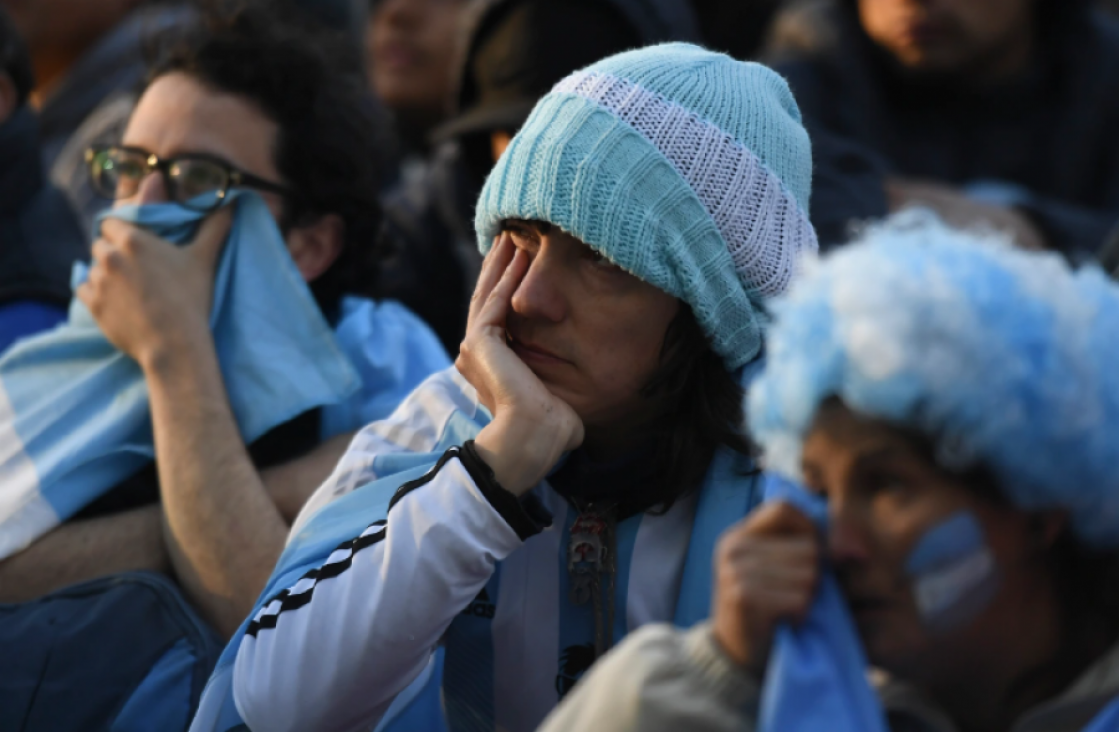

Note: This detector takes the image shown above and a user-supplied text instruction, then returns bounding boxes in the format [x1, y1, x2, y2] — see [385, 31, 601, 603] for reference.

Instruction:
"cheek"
[585, 324, 664, 390]
[560, 305, 672, 421]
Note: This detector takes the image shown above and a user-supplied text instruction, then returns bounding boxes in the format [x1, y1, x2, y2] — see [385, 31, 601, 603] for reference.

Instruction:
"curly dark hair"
[145, 0, 385, 315]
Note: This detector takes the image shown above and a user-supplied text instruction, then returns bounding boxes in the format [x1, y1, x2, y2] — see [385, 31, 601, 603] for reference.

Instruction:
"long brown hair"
[640, 305, 755, 511]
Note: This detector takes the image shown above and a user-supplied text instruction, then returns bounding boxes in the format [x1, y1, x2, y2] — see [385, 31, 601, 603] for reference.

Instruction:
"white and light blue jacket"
[190, 366, 765, 732]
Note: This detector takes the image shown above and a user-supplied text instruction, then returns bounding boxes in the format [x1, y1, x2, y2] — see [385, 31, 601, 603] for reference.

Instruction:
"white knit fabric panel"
[553, 71, 818, 298]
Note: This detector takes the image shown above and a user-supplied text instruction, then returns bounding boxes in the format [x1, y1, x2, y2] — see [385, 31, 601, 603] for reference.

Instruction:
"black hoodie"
[765, 0, 1119, 257]
[0, 108, 87, 308]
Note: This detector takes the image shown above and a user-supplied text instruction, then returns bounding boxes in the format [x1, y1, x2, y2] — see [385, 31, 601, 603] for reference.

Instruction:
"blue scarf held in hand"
[759, 473, 890, 732]
[0, 191, 360, 559]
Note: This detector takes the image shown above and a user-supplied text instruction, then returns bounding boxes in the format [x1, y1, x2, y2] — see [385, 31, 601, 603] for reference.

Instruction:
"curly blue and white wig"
[748, 211, 1119, 548]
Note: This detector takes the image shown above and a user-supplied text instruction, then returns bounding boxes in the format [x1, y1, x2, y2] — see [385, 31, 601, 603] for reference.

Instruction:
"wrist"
[137, 323, 213, 377]
[473, 415, 566, 496]
[711, 618, 766, 679]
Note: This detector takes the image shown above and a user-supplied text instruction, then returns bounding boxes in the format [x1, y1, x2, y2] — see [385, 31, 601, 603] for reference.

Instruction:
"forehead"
[123, 72, 280, 177]
[802, 402, 923, 471]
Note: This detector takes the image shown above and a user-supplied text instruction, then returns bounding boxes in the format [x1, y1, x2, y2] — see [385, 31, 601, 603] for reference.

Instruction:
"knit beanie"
[474, 43, 817, 370]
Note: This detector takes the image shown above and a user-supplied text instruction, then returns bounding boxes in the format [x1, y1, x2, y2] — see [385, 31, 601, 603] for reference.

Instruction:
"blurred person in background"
[366, 0, 469, 159]
[0, 0, 188, 234]
[690, 0, 784, 60]
[538, 214, 1119, 732]
[765, 0, 1119, 257]
[3, 0, 367, 237]
[1098, 223, 1119, 277]
[376, 0, 702, 352]
[0, 2, 448, 639]
[0, 7, 86, 353]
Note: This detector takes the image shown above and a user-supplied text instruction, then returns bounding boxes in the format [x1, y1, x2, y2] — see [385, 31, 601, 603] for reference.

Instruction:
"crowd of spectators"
[1, 1, 1118, 731]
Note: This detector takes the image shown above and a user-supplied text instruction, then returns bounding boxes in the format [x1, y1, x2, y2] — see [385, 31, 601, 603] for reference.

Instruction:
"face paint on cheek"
[905, 511, 1001, 634]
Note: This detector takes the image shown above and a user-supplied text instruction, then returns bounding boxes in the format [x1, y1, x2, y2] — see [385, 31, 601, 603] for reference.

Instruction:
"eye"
[501, 223, 536, 248]
[863, 470, 911, 498]
[584, 248, 622, 272]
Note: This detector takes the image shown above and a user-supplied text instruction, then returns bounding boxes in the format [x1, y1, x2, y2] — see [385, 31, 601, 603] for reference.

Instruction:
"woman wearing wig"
[539, 213, 1119, 732]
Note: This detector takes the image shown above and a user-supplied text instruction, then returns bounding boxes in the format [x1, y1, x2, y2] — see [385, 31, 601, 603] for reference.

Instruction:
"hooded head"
[475, 43, 818, 371]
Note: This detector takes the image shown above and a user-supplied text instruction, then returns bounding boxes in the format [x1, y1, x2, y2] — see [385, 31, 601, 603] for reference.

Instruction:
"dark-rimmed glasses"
[85, 145, 294, 212]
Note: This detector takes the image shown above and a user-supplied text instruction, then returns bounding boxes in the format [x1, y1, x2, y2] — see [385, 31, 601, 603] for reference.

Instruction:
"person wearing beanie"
[214, 44, 817, 732]
[534, 212, 1119, 732]
[377, 0, 700, 353]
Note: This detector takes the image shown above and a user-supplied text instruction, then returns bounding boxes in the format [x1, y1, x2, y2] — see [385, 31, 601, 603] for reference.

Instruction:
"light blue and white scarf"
[0, 192, 448, 559]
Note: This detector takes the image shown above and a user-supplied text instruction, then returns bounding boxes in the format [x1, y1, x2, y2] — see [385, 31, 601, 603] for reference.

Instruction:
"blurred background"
[2, 0, 1118, 354]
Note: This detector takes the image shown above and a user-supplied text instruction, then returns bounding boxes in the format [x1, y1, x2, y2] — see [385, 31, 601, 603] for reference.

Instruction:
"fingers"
[718, 539, 819, 613]
[742, 501, 819, 539]
[475, 247, 528, 329]
[190, 206, 235, 274]
[710, 505, 822, 670]
[78, 239, 119, 314]
[100, 219, 160, 254]
[469, 233, 517, 325]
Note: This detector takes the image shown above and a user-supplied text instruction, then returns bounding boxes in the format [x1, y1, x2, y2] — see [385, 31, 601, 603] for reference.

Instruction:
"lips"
[898, 17, 951, 45]
[375, 39, 422, 72]
[508, 336, 571, 366]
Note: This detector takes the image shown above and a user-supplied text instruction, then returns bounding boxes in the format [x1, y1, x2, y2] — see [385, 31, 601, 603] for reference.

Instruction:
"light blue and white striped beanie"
[475, 43, 817, 369]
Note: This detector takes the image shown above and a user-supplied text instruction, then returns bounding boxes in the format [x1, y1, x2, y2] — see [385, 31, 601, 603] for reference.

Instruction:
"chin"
[856, 616, 916, 671]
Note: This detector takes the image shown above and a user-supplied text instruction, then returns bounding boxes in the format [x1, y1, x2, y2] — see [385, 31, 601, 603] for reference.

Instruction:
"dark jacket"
[0, 108, 87, 308]
[765, 0, 1119, 257]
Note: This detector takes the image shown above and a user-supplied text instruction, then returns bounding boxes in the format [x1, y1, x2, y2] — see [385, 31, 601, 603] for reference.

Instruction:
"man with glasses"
[0, 3, 449, 638]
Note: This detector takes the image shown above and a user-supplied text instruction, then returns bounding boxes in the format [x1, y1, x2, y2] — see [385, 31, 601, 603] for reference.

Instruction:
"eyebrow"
[501, 219, 552, 238]
[801, 442, 910, 484]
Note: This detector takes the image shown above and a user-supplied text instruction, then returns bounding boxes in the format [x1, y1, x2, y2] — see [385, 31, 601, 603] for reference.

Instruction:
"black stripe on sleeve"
[246, 449, 464, 638]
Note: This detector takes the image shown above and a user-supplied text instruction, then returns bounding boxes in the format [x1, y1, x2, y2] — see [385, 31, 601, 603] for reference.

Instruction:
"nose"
[134, 171, 168, 205]
[510, 243, 568, 323]
[376, 0, 417, 25]
[827, 499, 874, 566]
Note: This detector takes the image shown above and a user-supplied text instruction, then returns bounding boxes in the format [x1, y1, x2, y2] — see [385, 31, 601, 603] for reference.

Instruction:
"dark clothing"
[548, 443, 661, 522]
[378, 144, 480, 353]
[0, 108, 87, 311]
[1100, 224, 1119, 277]
[765, 0, 1119, 256]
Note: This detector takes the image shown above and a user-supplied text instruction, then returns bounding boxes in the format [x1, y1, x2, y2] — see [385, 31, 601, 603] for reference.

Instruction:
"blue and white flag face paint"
[0, 192, 360, 559]
[906, 510, 1000, 634]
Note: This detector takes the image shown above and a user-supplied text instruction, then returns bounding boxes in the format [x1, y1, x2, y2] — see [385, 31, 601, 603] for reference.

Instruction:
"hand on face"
[711, 502, 821, 676]
[457, 233, 585, 496]
[76, 208, 233, 371]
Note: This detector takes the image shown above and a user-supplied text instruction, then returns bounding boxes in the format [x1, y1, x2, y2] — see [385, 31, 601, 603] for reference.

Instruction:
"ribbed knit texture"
[475, 43, 817, 369]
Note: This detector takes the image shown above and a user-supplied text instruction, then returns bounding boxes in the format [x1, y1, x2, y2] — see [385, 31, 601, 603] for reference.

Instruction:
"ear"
[285, 213, 345, 283]
[0, 72, 18, 126]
